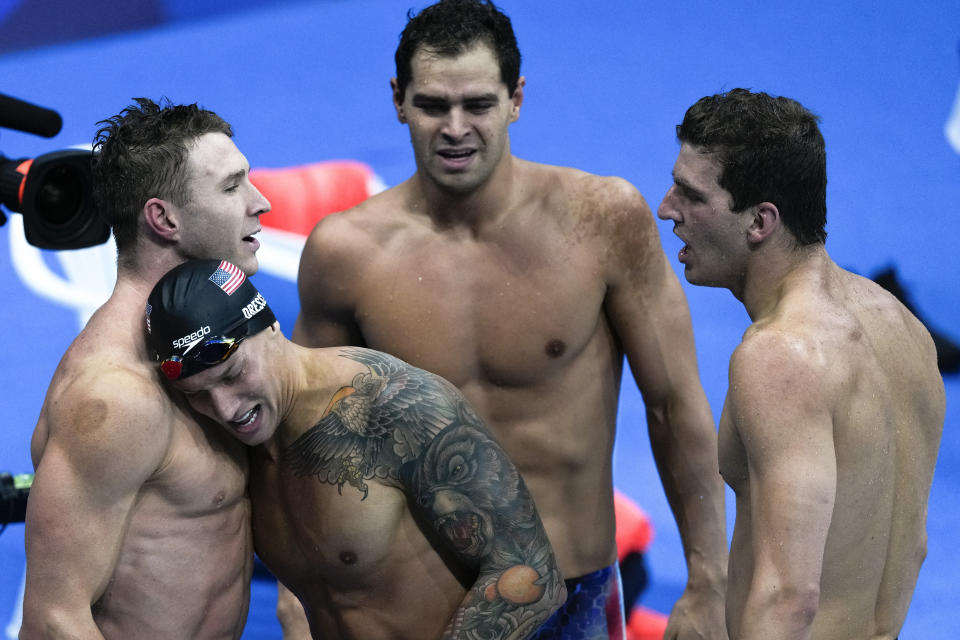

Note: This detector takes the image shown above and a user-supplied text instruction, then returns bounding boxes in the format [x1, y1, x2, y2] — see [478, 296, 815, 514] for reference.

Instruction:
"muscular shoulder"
[729, 323, 833, 433]
[40, 345, 172, 471]
[298, 188, 415, 299]
[535, 164, 668, 287]
[524, 162, 649, 225]
[303, 186, 418, 253]
[734, 325, 827, 384]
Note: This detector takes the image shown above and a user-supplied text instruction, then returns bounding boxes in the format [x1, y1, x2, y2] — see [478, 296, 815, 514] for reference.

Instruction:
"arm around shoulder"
[21, 370, 172, 639]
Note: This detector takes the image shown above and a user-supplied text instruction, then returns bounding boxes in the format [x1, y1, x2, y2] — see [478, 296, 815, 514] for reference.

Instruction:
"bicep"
[397, 378, 562, 640]
[401, 388, 552, 573]
[24, 384, 168, 606]
[292, 309, 363, 348]
[293, 220, 365, 348]
[26, 443, 135, 601]
[603, 197, 703, 409]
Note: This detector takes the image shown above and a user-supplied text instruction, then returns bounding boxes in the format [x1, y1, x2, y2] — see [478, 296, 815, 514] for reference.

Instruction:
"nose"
[657, 185, 680, 222]
[249, 182, 271, 216]
[207, 387, 242, 424]
[441, 107, 470, 141]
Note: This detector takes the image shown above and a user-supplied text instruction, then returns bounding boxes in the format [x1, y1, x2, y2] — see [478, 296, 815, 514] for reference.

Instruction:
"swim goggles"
[160, 333, 247, 381]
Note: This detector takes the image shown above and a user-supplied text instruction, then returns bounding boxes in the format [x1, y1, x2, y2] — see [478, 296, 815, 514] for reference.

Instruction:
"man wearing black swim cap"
[22, 99, 270, 640]
[146, 257, 565, 639]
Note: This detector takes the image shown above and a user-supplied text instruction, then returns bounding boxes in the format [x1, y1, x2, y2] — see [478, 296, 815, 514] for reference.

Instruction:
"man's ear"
[746, 201, 780, 245]
[143, 197, 179, 241]
[390, 78, 406, 123]
[509, 76, 525, 123]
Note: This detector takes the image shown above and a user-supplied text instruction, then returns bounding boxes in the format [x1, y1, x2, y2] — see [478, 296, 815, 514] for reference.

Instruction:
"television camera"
[0, 92, 109, 249]
[0, 472, 31, 532]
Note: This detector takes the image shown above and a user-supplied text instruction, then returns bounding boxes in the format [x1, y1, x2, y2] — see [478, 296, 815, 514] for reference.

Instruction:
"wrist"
[684, 552, 727, 594]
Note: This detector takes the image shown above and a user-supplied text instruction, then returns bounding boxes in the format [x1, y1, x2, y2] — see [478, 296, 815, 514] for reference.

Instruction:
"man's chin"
[428, 166, 487, 194]
[234, 252, 259, 277]
[683, 268, 724, 289]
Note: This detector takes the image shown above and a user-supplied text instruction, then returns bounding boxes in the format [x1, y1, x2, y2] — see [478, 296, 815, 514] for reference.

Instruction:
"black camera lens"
[33, 162, 85, 226]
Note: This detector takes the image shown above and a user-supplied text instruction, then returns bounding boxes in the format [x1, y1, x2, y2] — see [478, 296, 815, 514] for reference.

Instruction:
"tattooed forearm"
[404, 410, 565, 639]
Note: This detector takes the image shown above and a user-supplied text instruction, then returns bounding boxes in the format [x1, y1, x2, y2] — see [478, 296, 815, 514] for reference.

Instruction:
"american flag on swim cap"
[208, 260, 245, 295]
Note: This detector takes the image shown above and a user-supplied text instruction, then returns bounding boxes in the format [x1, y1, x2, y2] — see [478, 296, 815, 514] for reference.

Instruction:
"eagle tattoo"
[282, 348, 459, 499]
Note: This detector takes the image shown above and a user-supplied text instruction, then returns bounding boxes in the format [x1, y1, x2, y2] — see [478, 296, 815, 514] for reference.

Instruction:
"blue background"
[0, 1, 958, 637]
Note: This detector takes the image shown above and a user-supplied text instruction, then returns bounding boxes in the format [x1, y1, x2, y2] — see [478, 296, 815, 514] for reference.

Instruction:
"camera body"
[0, 149, 110, 250]
[0, 472, 31, 526]
[0, 92, 111, 250]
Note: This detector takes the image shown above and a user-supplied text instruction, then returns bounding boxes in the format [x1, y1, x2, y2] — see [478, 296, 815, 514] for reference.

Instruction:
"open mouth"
[438, 148, 475, 159]
[437, 149, 476, 169]
[243, 229, 261, 249]
[230, 404, 260, 432]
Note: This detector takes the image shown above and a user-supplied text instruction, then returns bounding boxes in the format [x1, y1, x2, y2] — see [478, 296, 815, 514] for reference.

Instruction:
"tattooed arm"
[283, 348, 565, 639]
[402, 399, 566, 639]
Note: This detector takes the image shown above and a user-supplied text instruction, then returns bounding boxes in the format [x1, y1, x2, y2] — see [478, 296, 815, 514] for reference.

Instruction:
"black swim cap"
[146, 258, 276, 380]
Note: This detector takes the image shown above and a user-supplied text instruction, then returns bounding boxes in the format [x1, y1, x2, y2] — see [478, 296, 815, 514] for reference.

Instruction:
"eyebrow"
[218, 168, 247, 189]
[672, 173, 702, 196]
[411, 92, 501, 104]
[463, 93, 500, 103]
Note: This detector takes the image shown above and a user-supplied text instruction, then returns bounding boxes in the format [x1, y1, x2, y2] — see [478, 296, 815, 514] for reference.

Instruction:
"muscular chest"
[250, 458, 419, 589]
[356, 235, 606, 387]
[153, 407, 248, 512]
[718, 398, 749, 495]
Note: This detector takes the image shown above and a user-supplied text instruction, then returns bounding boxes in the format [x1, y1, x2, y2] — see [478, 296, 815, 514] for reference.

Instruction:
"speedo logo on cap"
[242, 293, 267, 320]
[172, 325, 211, 353]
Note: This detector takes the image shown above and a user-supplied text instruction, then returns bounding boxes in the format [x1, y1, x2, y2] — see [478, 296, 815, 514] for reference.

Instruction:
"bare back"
[294, 160, 665, 577]
[23, 284, 252, 639]
[719, 262, 944, 639]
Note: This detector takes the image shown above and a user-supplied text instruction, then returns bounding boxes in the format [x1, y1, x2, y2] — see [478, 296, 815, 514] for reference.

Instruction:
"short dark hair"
[91, 98, 233, 257]
[394, 0, 521, 102]
[676, 88, 827, 245]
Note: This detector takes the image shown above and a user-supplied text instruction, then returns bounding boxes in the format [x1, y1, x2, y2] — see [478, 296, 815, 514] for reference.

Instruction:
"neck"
[277, 342, 340, 430]
[739, 243, 829, 322]
[116, 245, 190, 296]
[416, 154, 517, 233]
[256, 337, 308, 461]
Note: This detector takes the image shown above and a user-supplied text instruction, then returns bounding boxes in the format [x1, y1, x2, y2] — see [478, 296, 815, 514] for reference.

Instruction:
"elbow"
[549, 580, 567, 616]
[20, 589, 98, 640]
[916, 530, 929, 568]
[528, 569, 566, 626]
[748, 581, 821, 631]
[786, 587, 820, 630]
[19, 609, 72, 640]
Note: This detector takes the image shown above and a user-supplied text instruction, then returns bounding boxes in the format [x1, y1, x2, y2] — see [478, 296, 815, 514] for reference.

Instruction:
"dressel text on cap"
[242, 293, 268, 320]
